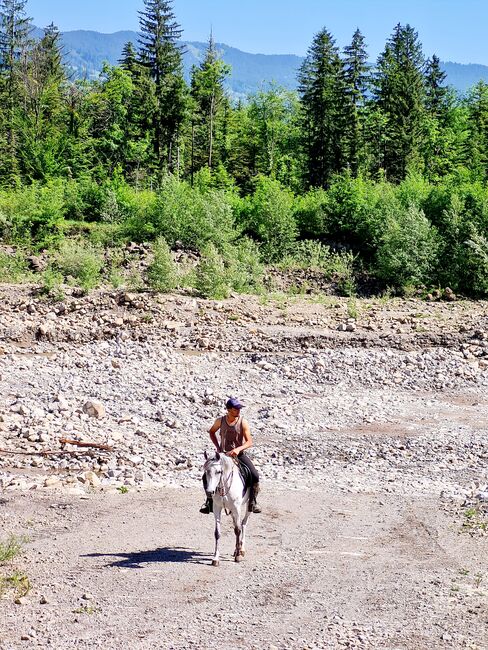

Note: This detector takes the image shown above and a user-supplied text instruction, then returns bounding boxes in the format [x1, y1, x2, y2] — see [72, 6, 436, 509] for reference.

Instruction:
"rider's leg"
[238, 454, 261, 513]
[200, 473, 213, 514]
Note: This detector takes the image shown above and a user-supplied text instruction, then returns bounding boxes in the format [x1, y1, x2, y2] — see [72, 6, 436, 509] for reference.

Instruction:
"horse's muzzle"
[206, 490, 215, 497]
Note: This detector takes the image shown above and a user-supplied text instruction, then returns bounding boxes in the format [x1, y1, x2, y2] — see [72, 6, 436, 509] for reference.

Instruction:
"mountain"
[52, 28, 488, 97]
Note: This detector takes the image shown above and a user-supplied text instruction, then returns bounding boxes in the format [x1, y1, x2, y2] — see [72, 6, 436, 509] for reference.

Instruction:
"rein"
[217, 457, 237, 498]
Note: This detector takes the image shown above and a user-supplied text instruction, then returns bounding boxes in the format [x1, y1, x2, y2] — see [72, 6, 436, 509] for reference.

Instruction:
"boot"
[199, 496, 213, 514]
[249, 484, 262, 514]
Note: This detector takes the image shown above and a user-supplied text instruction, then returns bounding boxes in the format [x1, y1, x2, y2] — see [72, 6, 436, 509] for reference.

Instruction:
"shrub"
[40, 268, 65, 301]
[136, 176, 236, 250]
[0, 181, 65, 248]
[294, 189, 328, 239]
[146, 237, 178, 292]
[0, 251, 29, 282]
[376, 204, 439, 287]
[224, 237, 264, 293]
[243, 176, 297, 262]
[195, 243, 231, 299]
[53, 240, 104, 292]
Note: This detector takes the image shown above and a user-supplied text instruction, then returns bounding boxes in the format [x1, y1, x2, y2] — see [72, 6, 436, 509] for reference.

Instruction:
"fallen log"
[0, 447, 106, 457]
[59, 438, 113, 451]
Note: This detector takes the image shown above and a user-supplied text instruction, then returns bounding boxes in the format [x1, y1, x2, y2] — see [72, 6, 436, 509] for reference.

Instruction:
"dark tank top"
[219, 415, 244, 452]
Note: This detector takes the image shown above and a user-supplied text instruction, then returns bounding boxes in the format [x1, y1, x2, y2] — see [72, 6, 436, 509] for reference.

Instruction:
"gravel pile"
[1, 285, 487, 508]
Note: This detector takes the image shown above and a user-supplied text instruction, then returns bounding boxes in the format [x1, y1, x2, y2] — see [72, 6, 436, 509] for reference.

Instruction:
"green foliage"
[224, 237, 264, 293]
[41, 267, 65, 301]
[0, 535, 26, 564]
[243, 176, 297, 261]
[146, 237, 178, 292]
[0, 181, 65, 247]
[195, 242, 230, 299]
[53, 240, 104, 292]
[376, 203, 439, 287]
[0, 250, 28, 282]
[142, 175, 236, 250]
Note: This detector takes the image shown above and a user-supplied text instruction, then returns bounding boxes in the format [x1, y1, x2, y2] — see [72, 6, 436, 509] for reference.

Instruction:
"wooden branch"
[0, 447, 103, 457]
[59, 438, 113, 451]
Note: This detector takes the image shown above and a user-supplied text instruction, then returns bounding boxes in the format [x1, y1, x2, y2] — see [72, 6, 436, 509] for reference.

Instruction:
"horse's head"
[203, 450, 222, 497]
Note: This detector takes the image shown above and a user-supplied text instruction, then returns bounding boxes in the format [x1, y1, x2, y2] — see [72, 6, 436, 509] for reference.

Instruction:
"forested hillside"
[0, 0, 487, 297]
[48, 27, 488, 96]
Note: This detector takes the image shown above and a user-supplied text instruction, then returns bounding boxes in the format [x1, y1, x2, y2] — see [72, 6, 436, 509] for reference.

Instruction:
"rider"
[200, 397, 262, 514]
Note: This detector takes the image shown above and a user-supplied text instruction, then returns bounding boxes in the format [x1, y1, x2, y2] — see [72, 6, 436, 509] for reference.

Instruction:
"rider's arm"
[208, 418, 222, 452]
[227, 419, 252, 457]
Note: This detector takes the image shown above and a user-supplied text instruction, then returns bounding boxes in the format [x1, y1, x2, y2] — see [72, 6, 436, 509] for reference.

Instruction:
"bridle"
[205, 456, 236, 498]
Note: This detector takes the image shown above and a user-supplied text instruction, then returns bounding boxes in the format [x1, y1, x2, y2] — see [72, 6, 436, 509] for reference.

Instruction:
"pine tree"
[298, 28, 346, 188]
[119, 41, 138, 74]
[465, 81, 488, 179]
[138, 0, 187, 174]
[16, 22, 67, 179]
[372, 23, 427, 182]
[425, 54, 448, 121]
[342, 28, 369, 175]
[0, 0, 32, 182]
[190, 33, 230, 175]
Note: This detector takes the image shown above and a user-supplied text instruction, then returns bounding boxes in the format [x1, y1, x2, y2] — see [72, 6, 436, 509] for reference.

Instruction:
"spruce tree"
[372, 23, 427, 182]
[465, 81, 488, 179]
[342, 28, 369, 175]
[138, 0, 187, 174]
[190, 33, 230, 174]
[17, 22, 67, 179]
[425, 54, 448, 121]
[0, 0, 32, 182]
[298, 28, 345, 188]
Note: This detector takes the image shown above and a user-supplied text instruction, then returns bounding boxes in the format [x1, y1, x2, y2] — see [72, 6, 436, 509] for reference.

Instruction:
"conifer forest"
[1, 0, 488, 297]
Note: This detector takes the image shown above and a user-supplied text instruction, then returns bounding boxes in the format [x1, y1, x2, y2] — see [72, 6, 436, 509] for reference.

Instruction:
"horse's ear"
[204, 450, 209, 460]
[215, 452, 220, 461]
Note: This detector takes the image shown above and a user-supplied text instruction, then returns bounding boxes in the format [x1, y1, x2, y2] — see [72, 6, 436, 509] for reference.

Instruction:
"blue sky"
[28, 0, 488, 64]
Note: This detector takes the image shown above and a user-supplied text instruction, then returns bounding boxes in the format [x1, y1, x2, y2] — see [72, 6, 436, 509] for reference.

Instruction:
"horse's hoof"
[240, 550, 246, 557]
[212, 560, 220, 567]
[234, 554, 242, 563]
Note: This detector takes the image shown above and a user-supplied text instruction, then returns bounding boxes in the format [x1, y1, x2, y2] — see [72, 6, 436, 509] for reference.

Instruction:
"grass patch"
[0, 535, 26, 563]
[0, 535, 30, 599]
[462, 507, 488, 534]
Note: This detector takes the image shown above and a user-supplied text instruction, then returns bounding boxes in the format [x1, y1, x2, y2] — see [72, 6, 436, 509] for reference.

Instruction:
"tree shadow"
[81, 547, 210, 568]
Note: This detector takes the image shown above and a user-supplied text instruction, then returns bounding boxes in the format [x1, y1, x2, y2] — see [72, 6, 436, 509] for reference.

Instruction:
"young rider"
[200, 397, 262, 514]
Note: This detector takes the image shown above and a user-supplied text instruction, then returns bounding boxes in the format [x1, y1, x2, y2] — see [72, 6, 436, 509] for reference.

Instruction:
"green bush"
[133, 176, 236, 250]
[243, 176, 297, 262]
[376, 204, 440, 287]
[146, 237, 178, 292]
[40, 268, 65, 301]
[0, 181, 65, 248]
[195, 243, 231, 299]
[0, 251, 29, 282]
[53, 240, 104, 292]
[224, 238, 264, 293]
[294, 189, 328, 240]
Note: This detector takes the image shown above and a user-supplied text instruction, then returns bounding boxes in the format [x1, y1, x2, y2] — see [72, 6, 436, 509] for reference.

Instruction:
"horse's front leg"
[231, 503, 243, 562]
[240, 491, 251, 557]
[212, 501, 222, 567]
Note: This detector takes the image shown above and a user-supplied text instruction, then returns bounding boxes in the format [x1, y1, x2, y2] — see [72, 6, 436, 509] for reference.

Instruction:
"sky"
[27, 0, 488, 65]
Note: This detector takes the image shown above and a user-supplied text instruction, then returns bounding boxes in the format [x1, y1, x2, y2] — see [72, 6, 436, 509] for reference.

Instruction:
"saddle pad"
[237, 461, 253, 496]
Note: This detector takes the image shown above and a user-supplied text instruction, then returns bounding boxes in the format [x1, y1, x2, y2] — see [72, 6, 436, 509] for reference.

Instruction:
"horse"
[203, 450, 251, 567]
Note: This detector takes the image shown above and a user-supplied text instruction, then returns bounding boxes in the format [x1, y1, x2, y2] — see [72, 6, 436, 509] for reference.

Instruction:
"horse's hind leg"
[240, 506, 251, 557]
[212, 505, 222, 567]
[231, 506, 243, 562]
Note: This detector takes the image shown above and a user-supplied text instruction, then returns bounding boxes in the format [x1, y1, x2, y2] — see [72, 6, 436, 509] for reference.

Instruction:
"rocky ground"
[1, 285, 488, 649]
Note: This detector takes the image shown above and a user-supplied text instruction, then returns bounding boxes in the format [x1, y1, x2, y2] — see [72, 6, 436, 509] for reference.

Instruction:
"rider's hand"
[227, 449, 239, 458]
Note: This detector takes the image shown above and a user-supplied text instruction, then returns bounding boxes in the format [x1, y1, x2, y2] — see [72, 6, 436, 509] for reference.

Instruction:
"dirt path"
[1, 488, 487, 650]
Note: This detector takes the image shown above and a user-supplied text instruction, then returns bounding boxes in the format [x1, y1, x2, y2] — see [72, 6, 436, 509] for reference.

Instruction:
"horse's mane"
[203, 452, 233, 472]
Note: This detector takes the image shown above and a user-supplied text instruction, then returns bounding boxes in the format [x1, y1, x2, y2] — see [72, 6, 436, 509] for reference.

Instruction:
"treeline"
[0, 0, 487, 295]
